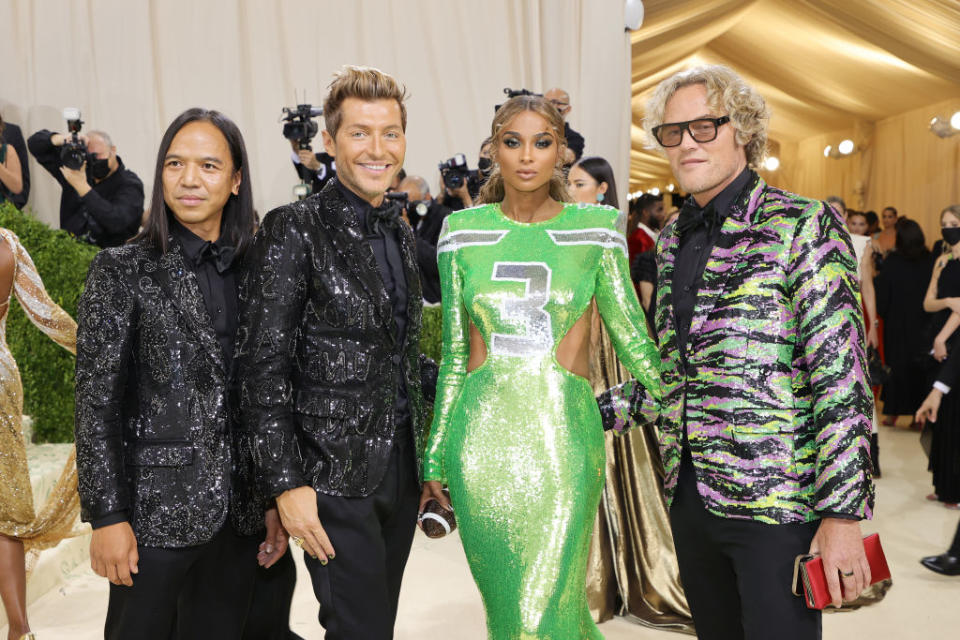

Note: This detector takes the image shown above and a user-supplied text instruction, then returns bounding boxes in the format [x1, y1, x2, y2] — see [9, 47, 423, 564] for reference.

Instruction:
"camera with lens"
[60, 107, 88, 170]
[439, 153, 471, 190]
[281, 104, 323, 150]
[496, 88, 543, 113]
[385, 191, 430, 219]
[503, 87, 541, 99]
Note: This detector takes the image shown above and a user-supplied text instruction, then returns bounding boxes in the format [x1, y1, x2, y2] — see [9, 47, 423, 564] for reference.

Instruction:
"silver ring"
[841, 569, 855, 577]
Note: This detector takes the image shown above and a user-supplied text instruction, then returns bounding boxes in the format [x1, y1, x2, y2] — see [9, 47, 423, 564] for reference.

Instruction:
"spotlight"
[823, 145, 832, 158]
[930, 116, 959, 138]
[649, 187, 660, 196]
[764, 157, 780, 171]
[838, 139, 855, 155]
[624, 0, 644, 31]
[666, 184, 675, 192]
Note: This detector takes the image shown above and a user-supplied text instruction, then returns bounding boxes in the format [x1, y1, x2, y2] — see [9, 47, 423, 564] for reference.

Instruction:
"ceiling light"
[764, 157, 780, 171]
[649, 188, 660, 196]
[838, 139, 855, 155]
[667, 184, 675, 192]
[823, 145, 832, 157]
[930, 116, 959, 138]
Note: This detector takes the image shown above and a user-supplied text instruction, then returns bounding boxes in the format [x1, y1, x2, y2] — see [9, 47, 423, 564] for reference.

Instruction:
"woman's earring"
[597, 193, 605, 203]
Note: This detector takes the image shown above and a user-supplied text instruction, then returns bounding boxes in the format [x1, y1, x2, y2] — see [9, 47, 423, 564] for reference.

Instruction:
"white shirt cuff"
[934, 381, 951, 395]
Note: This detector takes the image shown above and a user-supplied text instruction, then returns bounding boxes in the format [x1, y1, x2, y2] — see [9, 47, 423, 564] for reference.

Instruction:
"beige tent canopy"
[630, 0, 960, 234]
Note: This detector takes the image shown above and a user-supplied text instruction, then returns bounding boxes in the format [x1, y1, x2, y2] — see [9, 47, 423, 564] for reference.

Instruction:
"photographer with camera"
[28, 112, 143, 248]
[290, 140, 336, 195]
[282, 103, 337, 199]
[435, 152, 480, 212]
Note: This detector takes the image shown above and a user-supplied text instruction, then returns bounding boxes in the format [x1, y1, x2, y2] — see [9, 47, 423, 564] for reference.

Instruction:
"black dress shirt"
[673, 168, 753, 354]
[171, 220, 239, 365]
[27, 129, 144, 248]
[334, 180, 411, 431]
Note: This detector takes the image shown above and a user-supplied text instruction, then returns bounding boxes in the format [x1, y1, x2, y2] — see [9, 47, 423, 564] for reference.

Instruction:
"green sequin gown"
[424, 202, 660, 639]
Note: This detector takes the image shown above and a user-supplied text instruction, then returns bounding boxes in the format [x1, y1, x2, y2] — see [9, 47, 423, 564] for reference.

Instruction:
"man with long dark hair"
[74, 108, 282, 639]
[236, 66, 436, 639]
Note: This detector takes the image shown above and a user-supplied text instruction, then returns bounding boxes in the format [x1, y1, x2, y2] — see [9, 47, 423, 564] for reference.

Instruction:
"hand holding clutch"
[793, 533, 891, 609]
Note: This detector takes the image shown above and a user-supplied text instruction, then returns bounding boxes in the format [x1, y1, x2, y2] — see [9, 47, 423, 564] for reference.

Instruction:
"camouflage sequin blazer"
[601, 174, 875, 524]
[74, 239, 265, 548]
[235, 180, 437, 499]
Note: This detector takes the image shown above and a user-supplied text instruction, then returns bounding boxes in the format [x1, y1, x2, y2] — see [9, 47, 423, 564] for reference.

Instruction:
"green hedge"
[0, 202, 98, 443]
[420, 304, 443, 363]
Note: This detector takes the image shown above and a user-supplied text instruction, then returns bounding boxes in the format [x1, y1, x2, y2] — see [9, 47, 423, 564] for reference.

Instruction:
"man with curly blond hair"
[603, 65, 875, 639]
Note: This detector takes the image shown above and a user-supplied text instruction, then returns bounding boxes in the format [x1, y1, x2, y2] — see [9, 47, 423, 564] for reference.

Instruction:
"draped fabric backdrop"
[0, 0, 632, 229]
[776, 97, 960, 242]
[629, 0, 960, 237]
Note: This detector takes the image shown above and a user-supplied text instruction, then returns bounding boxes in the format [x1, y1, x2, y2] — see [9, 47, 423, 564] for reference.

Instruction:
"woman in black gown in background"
[922, 206, 960, 507]
[874, 219, 934, 422]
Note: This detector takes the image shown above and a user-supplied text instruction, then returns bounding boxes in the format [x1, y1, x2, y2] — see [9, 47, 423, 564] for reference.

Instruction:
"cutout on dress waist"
[465, 301, 593, 382]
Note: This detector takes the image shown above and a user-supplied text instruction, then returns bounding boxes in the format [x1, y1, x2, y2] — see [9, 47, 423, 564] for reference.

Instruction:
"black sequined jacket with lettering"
[235, 181, 438, 499]
[74, 239, 265, 548]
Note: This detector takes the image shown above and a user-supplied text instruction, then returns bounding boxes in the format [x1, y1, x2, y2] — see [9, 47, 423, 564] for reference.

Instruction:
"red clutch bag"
[792, 533, 891, 610]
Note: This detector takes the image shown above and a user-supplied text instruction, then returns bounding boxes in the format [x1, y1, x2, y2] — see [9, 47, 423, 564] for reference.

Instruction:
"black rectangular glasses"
[652, 116, 731, 147]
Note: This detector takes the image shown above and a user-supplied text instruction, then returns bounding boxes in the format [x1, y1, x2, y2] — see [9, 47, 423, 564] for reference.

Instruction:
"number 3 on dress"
[490, 261, 553, 357]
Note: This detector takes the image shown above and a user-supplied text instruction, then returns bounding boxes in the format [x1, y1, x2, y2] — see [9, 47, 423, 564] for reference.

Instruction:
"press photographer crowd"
[2, 85, 595, 301]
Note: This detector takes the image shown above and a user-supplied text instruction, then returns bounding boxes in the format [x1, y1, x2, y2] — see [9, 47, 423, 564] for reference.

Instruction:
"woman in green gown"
[420, 95, 661, 639]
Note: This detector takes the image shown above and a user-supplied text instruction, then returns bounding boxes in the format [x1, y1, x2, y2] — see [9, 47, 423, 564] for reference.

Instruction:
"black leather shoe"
[920, 553, 960, 576]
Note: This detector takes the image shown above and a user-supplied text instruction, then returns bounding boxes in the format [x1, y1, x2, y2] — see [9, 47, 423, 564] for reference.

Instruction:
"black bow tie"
[365, 201, 403, 234]
[197, 241, 236, 274]
[675, 201, 720, 237]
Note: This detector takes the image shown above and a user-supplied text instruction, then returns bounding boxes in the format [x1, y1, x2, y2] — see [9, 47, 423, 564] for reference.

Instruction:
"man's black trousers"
[304, 435, 420, 640]
[104, 523, 259, 640]
[669, 453, 822, 640]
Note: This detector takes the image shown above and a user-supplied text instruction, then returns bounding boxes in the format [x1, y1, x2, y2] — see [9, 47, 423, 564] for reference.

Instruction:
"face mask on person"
[942, 227, 960, 246]
[88, 156, 111, 180]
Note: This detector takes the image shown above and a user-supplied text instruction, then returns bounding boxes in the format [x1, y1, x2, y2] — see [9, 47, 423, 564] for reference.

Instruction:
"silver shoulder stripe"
[437, 229, 509, 254]
[547, 228, 627, 256]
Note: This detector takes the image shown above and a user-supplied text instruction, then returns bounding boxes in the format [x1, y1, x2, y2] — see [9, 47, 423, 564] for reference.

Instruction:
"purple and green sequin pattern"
[605, 175, 875, 524]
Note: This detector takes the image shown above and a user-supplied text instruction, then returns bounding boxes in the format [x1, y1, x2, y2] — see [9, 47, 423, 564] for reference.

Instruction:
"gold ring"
[841, 569, 855, 577]
[291, 536, 304, 548]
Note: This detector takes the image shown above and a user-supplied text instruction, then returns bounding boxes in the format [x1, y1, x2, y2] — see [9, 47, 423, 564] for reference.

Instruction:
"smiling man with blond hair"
[236, 65, 436, 639]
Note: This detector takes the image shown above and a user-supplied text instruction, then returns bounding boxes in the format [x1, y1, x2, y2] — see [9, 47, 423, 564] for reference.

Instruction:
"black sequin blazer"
[235, 181, 437, 499]
[74, 239, 265, 548]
